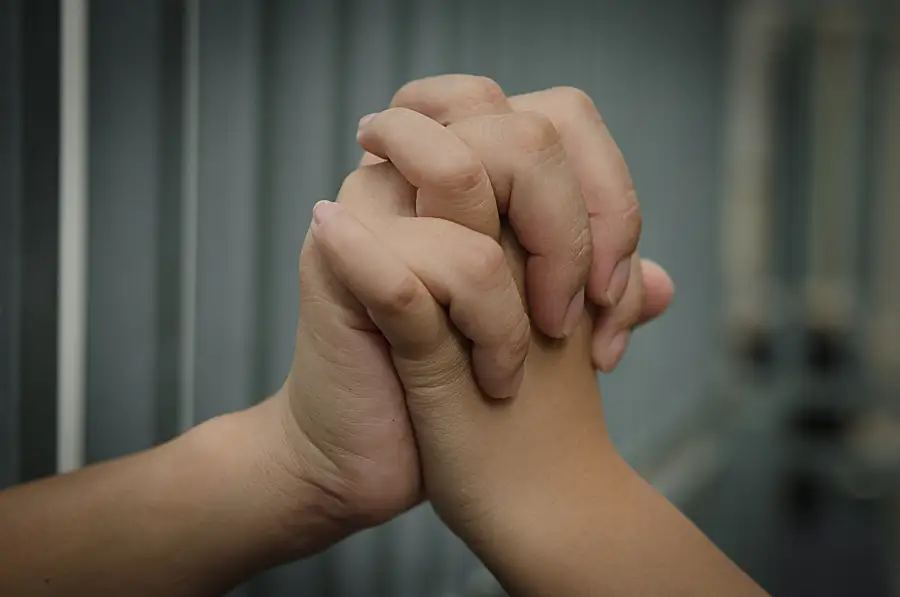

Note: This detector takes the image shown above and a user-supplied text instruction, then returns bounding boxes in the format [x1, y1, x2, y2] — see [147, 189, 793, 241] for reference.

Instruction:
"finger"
[591, 257, 674, 373]
[381, 217, 530, 399]
[358, 150, 384, 167]
[311, 201, 528, 399]
[309, 200, 477, 399]
[309, 200, 447, 356]
[356, 108, 500, 239]
[389, 78, 594, 338]
[337, 161, 417, 218]
[508, 87, 642, 309]
[636, 258, 674, 326]
[390, 74, 512, 124]
[592, 255, 645, 373]
[448, 112, 592, 339]
[336, 160, 528, 391]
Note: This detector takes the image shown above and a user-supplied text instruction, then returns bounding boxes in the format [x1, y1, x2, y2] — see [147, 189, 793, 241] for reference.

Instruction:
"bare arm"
[310, 196, 767, 597]
[0, 396, 341, 597]
[462, 388, 768, 597]
[322, 94, 766, 597]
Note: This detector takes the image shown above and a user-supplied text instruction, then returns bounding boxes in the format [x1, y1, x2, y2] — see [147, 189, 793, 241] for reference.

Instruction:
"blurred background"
[1, 0, 899, 595]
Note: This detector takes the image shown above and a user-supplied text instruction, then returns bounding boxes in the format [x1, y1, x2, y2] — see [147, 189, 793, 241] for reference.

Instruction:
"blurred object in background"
[1, 0, 900, 596]
[721, 0, 787, 373]
[866, 8, 900, 402]
[805, 3, 867, 343]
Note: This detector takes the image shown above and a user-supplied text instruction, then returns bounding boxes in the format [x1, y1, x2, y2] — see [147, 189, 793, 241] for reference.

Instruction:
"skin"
[374, 75, 674, 371]
[313, 111, 768, 596]
[288, 75, 675, 533]
[314, 198, 767, 597]
[0, 76, 744, 597]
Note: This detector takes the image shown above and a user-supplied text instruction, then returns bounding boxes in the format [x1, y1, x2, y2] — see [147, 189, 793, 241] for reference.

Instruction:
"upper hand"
[366, 75, 674, 371]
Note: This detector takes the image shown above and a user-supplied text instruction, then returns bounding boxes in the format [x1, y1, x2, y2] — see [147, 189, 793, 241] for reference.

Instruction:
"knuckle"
[392, 78, 425, 106]
[378, 274, 423, 315]
[550, 86, 600, 122]
[460, 235, 508, 290]
[459, 75, 507, 110]
[431, 153, 485, 194]
[392, 75, 507, 121]
[505, 111, 561, 155]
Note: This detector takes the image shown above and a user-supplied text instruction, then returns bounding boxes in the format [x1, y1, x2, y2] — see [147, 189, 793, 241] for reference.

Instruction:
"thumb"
[636, 258, 674, 327]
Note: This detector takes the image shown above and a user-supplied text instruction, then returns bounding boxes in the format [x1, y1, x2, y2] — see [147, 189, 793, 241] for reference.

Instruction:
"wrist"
[180, 395, 350, 564]
[459, 439, 765, 597]
[439, 365, 621, 550]
[458, 435, 634, 566]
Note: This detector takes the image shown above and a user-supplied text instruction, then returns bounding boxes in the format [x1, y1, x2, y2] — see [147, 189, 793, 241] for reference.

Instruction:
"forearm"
[0, 396, 340, 597]
[469, 435, 767, 597]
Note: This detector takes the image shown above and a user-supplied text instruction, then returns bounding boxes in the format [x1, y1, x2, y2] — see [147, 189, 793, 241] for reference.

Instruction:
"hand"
[310, 100, 613, 536]
[274, 75, 675, 540]
[309, 182, 609, 544]
[315, 130, 765, 597]
[365, 75, 675, 371]
[280, 93, 605, 533]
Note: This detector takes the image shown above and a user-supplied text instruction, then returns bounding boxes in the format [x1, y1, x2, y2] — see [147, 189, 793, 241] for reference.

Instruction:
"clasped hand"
[274, 75, 674, 548]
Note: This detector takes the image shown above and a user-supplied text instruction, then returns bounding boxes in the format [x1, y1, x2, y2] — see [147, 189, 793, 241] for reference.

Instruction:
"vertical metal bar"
[330, 0, 353, 192]
[0, 0, 23, 488]
[250, 0, 275, 410]
[57, 0, 89, 474]
[86, 0, 165, 462]
[154, 0, 186, 446]
[179, 0, 200, 433]
[19, 0, 60, 481]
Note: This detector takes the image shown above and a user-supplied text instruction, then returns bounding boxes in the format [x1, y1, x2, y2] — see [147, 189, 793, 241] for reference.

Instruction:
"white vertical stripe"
[57, 0, 89, 473]
[721, 0, 786, 332]
[179, 0, 200, 433]
[805, 6, 866, 330]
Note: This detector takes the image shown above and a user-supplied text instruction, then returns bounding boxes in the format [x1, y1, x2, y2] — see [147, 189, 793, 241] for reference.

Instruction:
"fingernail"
[312, 200, 341, 225]
[559, 288, 585, 338]
[601, 330, 630, 373]
[605, 257, 631, 306]
[357, 112, 377, 133]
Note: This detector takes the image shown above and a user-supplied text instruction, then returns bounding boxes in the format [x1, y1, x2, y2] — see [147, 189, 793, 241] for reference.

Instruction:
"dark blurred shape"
[736, 329, 776, 370]
[781, 467, 822, 528]
[0, 0, 61, 486]
[805, 328, 847, 376]
[788, 404, 852, 443]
